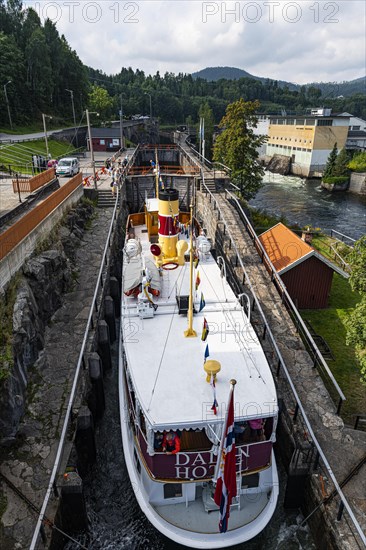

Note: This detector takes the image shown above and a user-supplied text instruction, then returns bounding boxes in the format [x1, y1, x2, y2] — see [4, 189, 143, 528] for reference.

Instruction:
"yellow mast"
[184, 204, 197, 338]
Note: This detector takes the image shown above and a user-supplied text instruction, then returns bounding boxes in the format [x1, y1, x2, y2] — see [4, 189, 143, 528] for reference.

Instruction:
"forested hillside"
[0, 1, 365, 128]
[0, 0, 88, 127]
[192, 66, 366, 97]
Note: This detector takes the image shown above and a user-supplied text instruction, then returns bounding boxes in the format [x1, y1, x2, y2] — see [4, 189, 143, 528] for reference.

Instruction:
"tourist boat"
[118, 168, 279, 548]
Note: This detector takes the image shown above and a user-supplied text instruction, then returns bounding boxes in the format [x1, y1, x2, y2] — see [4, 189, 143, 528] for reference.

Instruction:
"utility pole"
[42, 113, 52, 160]
[145, 92, 152, 120]
[120, 94, 124, 151]
[86, 109, 97, 189]
[4, 80, 13, 130]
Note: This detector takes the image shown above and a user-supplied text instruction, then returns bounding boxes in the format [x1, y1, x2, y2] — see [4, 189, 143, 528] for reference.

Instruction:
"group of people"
[153, 420, 265, 456]
[234, 419, 265, 442]
[154, 431, 181, 455]
[105, 154, 129, 196]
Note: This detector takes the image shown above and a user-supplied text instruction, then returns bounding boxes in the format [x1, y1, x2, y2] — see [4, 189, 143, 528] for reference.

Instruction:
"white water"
[249, 173, 366, 241]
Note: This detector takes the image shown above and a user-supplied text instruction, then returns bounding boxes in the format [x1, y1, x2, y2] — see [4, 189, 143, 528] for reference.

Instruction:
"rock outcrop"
[266, 154, 292, 175]
[0, 200, 94, 444]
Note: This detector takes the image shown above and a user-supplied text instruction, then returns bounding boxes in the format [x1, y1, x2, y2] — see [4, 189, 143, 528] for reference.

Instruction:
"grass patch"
[248, 206, 289, 233]
[0, 139, 80, 175]
[301, 273, 365, 423]
[311, 234, 352, 264]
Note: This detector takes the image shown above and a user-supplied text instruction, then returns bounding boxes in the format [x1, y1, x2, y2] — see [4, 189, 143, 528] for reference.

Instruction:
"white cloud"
[24, 0, 366, 83]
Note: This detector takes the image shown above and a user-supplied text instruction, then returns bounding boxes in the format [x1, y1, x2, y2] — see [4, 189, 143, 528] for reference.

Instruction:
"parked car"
[55, 157, 79, 177]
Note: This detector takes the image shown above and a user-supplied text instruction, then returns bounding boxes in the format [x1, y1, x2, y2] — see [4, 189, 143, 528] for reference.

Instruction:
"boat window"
[164, 484, 183, 499]
[179, 429, 212, 452]
[241, 473, 259, 489]
[139, 411, 146, 436]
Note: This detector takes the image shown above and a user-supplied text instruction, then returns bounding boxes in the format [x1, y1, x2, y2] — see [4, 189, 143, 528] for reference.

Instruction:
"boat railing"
[197, 177, 366, 548]
[29, 186, 121, 549]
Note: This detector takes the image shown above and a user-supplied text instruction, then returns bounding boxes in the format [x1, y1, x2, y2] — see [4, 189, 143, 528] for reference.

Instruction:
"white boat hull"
[119, 354, 279, 548]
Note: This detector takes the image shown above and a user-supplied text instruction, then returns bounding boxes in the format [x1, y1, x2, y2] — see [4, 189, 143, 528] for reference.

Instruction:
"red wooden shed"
[258, 223, 348, 309]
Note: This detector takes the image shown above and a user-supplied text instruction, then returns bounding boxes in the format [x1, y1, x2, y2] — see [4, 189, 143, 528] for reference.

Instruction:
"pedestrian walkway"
[209, 190, 366, 544]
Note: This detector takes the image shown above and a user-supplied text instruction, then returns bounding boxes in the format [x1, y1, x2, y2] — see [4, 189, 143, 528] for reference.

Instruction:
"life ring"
[162, 262, 178, 270]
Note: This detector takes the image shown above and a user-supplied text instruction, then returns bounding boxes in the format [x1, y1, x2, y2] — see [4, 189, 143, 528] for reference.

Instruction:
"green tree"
[344, 236, 366, 383]
[323, 143, 338, 178]
[212, 98, 266, 198]
[0, 31, 26, 125]
[25, 28, 52, 107]
[332, 148, 350, 177]
[88, 85, 114, 120]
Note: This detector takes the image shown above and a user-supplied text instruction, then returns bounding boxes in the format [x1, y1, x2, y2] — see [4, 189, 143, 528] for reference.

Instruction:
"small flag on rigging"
[201, 317, 209, 341]
[210, 373, 218, 415]
[204, 343, 210, 362]
[195, 271, 201, 291]
[199, 292, 205, 312]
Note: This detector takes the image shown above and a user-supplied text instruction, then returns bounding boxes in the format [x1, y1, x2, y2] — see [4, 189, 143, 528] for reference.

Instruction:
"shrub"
[322, 176, 349, 185]
[348, 151, 366, 172]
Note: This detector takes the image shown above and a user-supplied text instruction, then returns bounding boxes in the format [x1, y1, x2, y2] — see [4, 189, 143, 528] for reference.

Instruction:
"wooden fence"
[0, 173, 82, 261]
[12, 168, 55, 193]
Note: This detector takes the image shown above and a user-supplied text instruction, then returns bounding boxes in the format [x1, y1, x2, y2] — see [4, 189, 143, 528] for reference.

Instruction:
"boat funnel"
[158, 188, 181, 266]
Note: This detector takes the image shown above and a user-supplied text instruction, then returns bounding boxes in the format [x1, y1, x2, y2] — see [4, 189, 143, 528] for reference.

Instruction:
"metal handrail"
[29, 188, 120, 549]
[197, 177, 365, 547]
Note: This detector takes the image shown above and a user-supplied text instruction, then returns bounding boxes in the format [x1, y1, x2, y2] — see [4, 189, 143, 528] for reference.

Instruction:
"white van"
[56, 157, 79, 177]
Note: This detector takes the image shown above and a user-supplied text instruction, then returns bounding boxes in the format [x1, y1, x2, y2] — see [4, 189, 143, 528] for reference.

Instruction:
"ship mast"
[155, 148, 159, 197]
[184, 204, 197, 337]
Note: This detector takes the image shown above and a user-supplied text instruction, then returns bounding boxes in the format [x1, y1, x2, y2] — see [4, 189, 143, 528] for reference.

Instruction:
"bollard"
[97, 320, 112, 370]
[88, 353, 105, 420]
[75, 407, 96, 476]
[59, 471, 88, 532]
[104, 296, 116, 342]
[110, 277, 121, 318]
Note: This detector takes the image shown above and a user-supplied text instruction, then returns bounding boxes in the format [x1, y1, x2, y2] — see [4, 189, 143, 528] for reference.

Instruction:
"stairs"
[97, 189, 117, 208]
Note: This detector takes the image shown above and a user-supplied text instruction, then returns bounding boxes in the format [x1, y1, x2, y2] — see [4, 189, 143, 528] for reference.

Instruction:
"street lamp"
[85, 109, 99, 189]
[42, 113, 52, 160]
[4, 80, 13, 130]
[145, 92, 152, 120]
[65, 88, 78, 148]
[120, 94, 124, 151]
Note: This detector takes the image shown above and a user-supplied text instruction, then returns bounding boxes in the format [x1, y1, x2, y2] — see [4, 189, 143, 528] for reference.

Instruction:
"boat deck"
[122, 223, 278, 430]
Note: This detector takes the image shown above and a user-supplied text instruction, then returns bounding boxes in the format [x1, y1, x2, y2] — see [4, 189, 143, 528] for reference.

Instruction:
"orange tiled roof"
[258, 223, 313, 272]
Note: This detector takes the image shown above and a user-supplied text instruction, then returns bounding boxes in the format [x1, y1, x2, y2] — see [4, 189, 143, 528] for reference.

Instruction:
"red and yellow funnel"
[155, 188, 187, 268]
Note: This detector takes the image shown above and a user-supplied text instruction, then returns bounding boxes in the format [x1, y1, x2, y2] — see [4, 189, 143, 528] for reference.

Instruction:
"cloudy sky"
[25, 1, 365, 84]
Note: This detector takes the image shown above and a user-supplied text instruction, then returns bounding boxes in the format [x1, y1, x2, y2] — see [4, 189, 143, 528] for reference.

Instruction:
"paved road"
[0, 127, 83, 143]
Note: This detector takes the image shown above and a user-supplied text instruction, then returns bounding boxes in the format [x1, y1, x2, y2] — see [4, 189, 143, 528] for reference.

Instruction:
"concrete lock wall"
[349, 172, 366, 195]
[0, 185, 83, 290]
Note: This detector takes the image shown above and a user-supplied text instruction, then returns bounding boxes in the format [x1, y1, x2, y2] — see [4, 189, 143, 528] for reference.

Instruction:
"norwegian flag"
[210, 373, 218, 415]
[214, 385, 237, 533]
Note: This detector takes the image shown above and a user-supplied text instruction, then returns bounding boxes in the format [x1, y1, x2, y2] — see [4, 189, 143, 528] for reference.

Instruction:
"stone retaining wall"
[349, 172, 366, 195]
